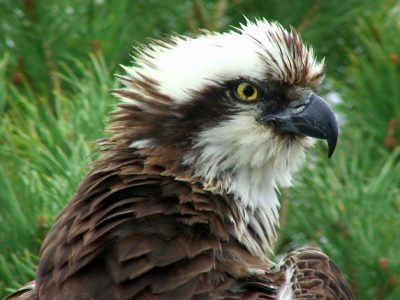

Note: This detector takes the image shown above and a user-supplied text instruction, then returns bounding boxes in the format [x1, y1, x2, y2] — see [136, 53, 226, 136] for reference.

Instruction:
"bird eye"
[235, 82, 260, 102]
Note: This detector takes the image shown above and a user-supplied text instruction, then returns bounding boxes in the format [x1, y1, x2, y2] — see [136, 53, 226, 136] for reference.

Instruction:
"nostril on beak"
[260, 116, 278, 125]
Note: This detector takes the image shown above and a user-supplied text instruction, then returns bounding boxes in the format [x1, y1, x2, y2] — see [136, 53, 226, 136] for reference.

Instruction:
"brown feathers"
[29, 134, 269, 299]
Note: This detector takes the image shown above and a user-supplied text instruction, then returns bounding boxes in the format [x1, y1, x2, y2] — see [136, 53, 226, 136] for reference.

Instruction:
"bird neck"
[181, 138, 310, 255]
[197, 162, 282, 256]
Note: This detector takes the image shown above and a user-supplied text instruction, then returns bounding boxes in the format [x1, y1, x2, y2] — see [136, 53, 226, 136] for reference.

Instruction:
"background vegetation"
[0, 0, 399, 299]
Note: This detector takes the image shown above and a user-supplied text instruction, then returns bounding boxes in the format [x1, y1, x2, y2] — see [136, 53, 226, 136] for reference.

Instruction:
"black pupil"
[243, 85, 255, 97]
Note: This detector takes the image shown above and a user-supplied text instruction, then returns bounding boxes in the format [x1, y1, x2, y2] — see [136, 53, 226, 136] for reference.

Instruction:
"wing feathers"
[115, 234, 163, 262]
[106, 254, 154, 283]
[149, 255, 214, 294]
[283, 247, 355, 300]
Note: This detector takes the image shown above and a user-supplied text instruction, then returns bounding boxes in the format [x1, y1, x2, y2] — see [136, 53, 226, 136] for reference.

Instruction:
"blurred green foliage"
[0, 0, 399, 299]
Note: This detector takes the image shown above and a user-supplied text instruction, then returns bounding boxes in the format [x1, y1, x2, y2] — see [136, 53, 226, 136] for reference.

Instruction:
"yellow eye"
[235, 82, 260, 102]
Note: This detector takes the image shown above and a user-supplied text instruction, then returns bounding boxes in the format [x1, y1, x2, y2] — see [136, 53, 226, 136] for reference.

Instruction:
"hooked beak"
[260, 93, 339, 158]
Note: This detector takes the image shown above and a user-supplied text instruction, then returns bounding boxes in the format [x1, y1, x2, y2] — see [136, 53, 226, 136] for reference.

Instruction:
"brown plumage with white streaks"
[5, 19, 354, 299]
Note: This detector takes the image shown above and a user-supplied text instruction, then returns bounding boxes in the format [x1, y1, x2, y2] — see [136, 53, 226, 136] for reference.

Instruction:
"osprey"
[6, 19, 354, 299]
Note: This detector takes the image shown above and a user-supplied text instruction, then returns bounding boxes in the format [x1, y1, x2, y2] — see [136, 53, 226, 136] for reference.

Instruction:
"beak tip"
[327, 123, 339, 159]
[328, 145, 336, 159]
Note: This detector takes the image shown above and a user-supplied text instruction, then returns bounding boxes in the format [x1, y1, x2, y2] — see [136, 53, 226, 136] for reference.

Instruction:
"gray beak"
[260, 93, 339, 158]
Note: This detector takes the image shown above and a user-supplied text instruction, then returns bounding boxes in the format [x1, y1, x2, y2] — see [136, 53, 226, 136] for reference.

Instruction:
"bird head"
[113, 19, 338, 218]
